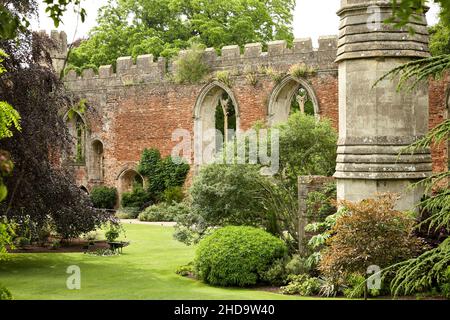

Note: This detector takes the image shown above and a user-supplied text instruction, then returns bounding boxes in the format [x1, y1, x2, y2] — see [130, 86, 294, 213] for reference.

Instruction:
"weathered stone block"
[99, 65, 113, 78]
[65, 69, 77, 81]
[82, 68, 95, 79]
[293, 38, 313, 53]
[116, 56, 133, 75]
[203, 48, 218, 61]
[267, 40, 286, 56]
[318, 36, 338, 51]
[244, 43, 262, 58]
[136, 54, 154, 73]
[221, 45, 240, 60]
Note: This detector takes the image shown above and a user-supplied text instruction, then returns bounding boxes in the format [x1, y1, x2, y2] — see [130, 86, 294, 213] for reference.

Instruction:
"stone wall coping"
[50, 30, 338, 85]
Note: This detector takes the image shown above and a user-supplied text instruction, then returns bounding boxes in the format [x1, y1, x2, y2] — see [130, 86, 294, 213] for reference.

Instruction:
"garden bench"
[107, 241, 130, 254]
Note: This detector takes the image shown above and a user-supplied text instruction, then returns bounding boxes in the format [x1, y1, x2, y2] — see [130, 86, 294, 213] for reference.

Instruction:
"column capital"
[336, 0, 430, 62]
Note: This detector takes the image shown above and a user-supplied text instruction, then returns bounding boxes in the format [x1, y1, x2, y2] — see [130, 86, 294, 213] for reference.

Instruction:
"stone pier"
[335, 0, 433, 210]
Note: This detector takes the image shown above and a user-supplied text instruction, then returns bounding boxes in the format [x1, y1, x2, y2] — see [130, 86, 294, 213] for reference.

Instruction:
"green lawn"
[0, 223, 312, 300]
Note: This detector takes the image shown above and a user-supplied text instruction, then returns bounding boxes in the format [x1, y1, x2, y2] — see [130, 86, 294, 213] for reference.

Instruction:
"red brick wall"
[73, 72, 449, 192]
[311, 73, 339, 129]
[429, 74, 449, 174]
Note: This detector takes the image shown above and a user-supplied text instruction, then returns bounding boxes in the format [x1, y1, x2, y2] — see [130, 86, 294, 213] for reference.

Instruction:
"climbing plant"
[137, 148, 190, 201]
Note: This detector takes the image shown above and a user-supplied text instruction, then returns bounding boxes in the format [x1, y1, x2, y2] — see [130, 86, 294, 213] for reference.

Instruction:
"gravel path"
[120, 219, 176, 227]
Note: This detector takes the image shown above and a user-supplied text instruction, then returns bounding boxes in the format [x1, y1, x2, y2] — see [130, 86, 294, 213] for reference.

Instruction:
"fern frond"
[403, 119, 450, 153]
[374, 54, 450, 91]
[387, 238, 450, 297]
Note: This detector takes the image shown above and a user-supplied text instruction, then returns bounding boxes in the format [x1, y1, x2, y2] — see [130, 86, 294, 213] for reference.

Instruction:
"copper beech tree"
[0, 29, 114, 239]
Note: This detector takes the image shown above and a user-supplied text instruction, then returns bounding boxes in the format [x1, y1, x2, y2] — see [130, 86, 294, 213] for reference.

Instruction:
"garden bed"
[8, 239, 109, 254]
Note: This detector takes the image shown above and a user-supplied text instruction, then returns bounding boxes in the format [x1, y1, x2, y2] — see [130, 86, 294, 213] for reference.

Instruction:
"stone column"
[335, 0, 432, 211]
[49, 30, 68, 76]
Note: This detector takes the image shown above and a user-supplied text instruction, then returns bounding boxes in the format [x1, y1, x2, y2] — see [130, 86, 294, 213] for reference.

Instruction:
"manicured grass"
[0, 224, 313, 300]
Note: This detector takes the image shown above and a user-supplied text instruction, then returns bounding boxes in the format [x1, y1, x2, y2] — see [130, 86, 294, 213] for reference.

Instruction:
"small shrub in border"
[0, 285, 12, 300]
[280, 274, 321, 296]
[176, 262, 194, 277]
[319, 194, 425, 283]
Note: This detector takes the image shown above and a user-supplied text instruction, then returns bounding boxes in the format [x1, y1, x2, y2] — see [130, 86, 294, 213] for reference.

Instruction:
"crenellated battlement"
[39, 30, 68, 74]
[44, 30, 338, 91]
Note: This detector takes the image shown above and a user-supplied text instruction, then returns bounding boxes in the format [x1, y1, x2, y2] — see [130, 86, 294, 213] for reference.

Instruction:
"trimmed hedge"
[116, 207, 140, 219]
[138, 202, 190, 222]
[121, 187, 151, 208]
[90, 186, 117, 209]
[194, 226, 287, 287]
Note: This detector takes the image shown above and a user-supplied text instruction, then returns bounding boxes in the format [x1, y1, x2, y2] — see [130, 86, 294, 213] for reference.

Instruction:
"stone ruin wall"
[47, 30, 448, 194]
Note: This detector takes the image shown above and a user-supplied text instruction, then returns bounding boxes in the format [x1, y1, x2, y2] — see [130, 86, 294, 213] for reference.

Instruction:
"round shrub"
[194, 226, 287, 287]
[90, 186, 117, 209]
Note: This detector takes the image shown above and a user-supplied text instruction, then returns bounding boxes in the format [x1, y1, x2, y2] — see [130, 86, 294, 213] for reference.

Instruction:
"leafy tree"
[0, 0, 86, 40]
[175, 114, 338, 248]
[42, 0, 86, 28]
[190, 164, 268, 226]
[429, 19, 450, 56]
[174, 164, 274, 245]
[0, 28, 114, 239]
[276, 113, 337, 187]
[67, 0, 296, 70]
[388, 1, 450, 31]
